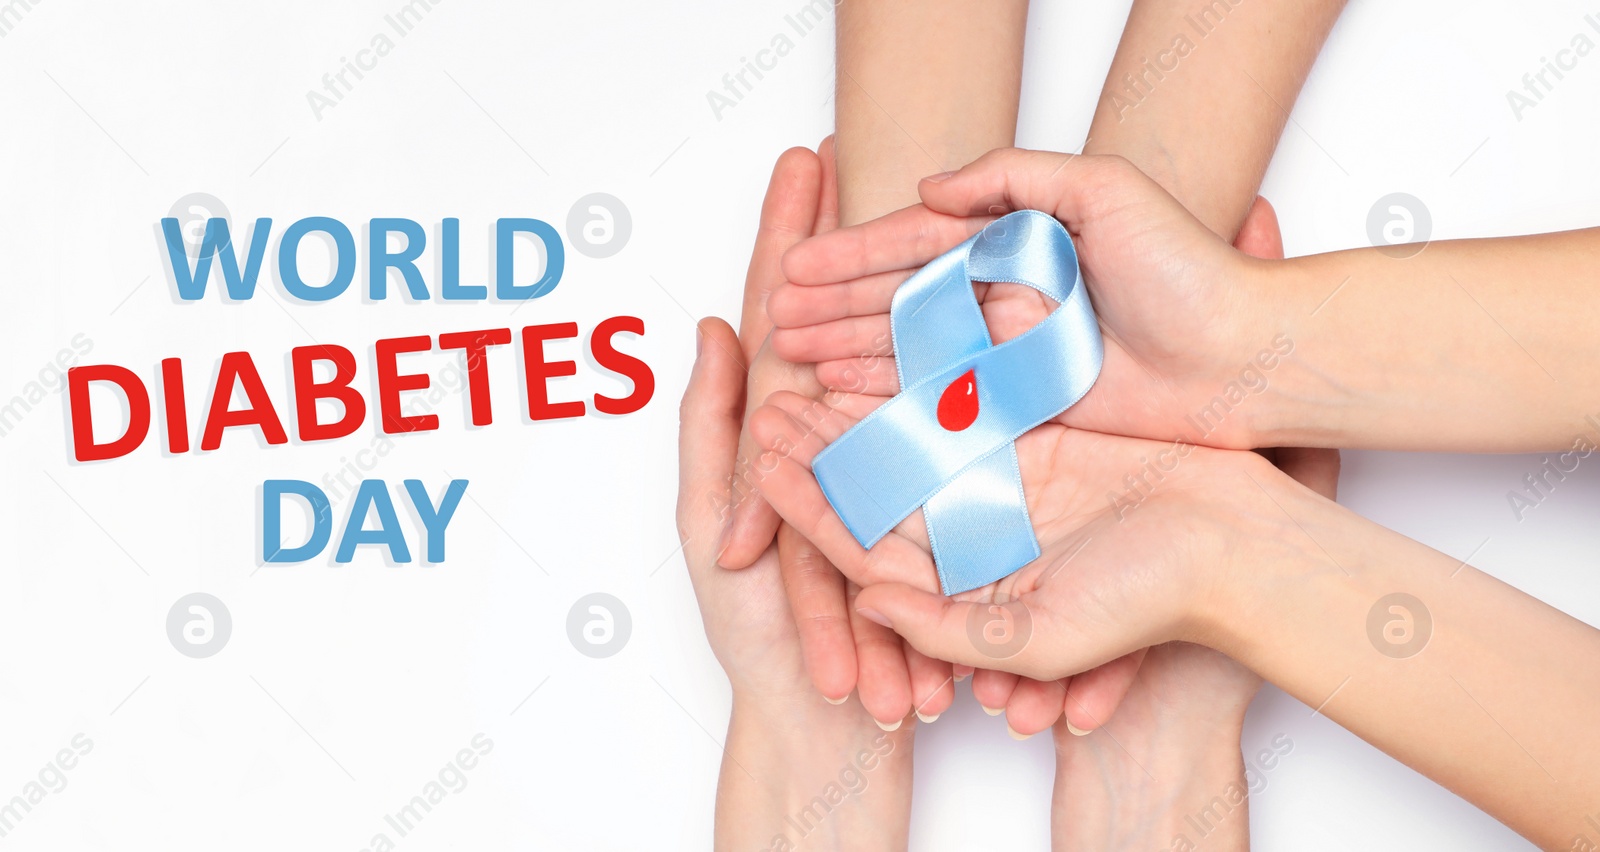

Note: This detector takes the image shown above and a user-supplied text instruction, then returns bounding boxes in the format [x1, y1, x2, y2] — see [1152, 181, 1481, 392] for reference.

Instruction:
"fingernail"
[981, 705, 1003, 717]
[823, 692, 850, 705]
[916, 711, 940, 724]
[923, 171, 955, 183]
[1006, 723, 1032, 741]
[856, 607, 892, 629]
[1066, 721, 1091, 737]
[876, 716, 903, 732]
[954, 673, 969, 682]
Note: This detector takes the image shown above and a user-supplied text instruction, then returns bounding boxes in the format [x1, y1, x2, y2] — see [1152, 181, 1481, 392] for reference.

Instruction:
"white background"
[1, 0, 1597, 849]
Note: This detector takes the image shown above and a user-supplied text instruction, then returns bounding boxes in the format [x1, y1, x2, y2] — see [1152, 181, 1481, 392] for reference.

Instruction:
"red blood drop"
[937, 369, 979, 431]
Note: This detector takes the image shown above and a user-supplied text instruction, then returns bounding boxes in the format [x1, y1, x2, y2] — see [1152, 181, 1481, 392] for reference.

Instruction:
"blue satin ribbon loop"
[812, 210, 1103, 594]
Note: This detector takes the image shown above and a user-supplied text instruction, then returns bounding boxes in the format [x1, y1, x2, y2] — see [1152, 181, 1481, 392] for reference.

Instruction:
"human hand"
[771, 149, 1286, 450]
[1053, 350, 1341, 851]
[747, 367, 1320, 686]
[704, 142, 958, 730]
[676, 152, 920, 846]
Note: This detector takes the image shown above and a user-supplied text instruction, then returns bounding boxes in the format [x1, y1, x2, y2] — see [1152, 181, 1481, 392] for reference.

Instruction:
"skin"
[777, 149, 1600, 455]
[692, 148, 1333, 852]
[684, 148, 915, 849]
[723, 0, 1353, 841]
[748, 0, 1350, 739]
[757, 151, 1600, 850]
[719, 0, 1032, 732]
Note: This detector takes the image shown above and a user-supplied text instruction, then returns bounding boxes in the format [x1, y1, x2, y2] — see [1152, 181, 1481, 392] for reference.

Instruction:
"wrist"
[1236, 254, 1358, 449]
[1190, 459, 1354, 663]
[1053, 715, 1249, 851]
[718, 692, 913, 851]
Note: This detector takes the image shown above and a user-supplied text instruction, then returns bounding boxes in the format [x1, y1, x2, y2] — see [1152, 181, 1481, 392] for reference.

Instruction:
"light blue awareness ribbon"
[812, 210, 1103, 595]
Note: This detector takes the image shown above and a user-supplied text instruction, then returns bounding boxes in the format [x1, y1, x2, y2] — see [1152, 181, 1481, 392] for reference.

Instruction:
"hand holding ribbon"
[812, 210, 1103, 594]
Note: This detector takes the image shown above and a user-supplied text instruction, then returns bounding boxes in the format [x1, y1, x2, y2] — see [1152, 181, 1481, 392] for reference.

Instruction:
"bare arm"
[1084, 0, 1348, 239]
[1255, 228, 1600, 452]
[835, 0, 1029, 224]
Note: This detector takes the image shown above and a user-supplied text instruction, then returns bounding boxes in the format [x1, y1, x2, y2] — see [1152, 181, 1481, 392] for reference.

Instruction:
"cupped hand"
[771, 149, 1284, 450]
[700, 142, 958, 728]
[748, 363, 1330, 687]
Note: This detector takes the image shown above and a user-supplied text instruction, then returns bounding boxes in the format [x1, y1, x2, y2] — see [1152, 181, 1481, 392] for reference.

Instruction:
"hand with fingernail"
[677, 147, 917, 848]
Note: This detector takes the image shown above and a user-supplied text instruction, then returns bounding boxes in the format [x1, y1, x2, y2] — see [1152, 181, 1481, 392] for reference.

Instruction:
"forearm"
[1052, 715, 1250, 851]
[1084, 0, 1346, 238]
[835, 0, 1028, 225]
[1205, 476, 1600, 849]
[716, 696, 914, 850]
[1251, 229, 1600, 452]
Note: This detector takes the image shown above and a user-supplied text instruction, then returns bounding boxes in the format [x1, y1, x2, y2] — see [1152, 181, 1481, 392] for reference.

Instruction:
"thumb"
[917, 149, 1152, 231]
[855, 583, 1057, 680]
[1232, 196, 1284, 260]
[676, 318, 747, 545]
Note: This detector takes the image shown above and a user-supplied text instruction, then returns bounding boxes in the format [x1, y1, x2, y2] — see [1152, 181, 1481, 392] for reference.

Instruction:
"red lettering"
[200, 352, 287, 451]
[292, 345, 366, 441]
[67, 365, 150, 462]
[590, 316, 654, 415]
[160, 358, 189, 454]
[522, 323, 585, 420]
[374, 335, 437, 433]
[439, 328, 512, 426]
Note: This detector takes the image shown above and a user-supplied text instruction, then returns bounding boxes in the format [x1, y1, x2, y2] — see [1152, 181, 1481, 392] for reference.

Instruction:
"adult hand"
[704, 143, 957, 729]
[676, 152, 917, 848]
[771, 149, 1285, 450]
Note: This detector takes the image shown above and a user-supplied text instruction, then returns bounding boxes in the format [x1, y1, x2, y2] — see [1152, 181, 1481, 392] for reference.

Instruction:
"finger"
[738, 147, 822, 358]
[749, 399, 840, 467]
[770, 385, 889, 425]
[916, 149, 1156, 235]
[766, 269, 904, 328]
[854, 584, 1059, 679]
[749, 424, 931, 588]
[676, 319, 748, 565]
[720, 352, 825, 571]
[972, 667, 1019, 717]
[1061, 649, 1147, 735]
[716, 458, 781, 569]
[905, 644, 955, 723]
[817, 357, 900, 397]
[779, 522, 857, 703]
[953, 664, 975, 682]
[781, 203, 987, 286]
[852, 582, 913, 730]
[1004, 677, 1067, 739]
[1233, 195, 1284, 260]
[816, 136, 839, 235]
[771, 315, 893, 364]
[1275, 447, 1341, 500]
[812, 389, 892, 423]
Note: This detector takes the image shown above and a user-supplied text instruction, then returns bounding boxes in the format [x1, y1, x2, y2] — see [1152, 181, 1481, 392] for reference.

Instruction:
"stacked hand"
[686, 146, 1600, 851]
